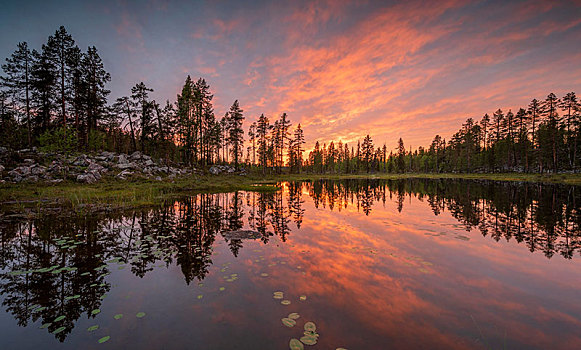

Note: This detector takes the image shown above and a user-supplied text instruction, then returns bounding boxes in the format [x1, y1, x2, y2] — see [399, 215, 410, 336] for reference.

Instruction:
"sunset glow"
[2, 0, 580, 150]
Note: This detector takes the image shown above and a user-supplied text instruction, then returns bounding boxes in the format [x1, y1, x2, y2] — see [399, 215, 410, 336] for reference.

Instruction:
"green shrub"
[39, 127, 78, 154]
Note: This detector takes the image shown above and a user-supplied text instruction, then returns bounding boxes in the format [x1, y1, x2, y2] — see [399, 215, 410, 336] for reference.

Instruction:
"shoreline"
[1, 172, 580, 213]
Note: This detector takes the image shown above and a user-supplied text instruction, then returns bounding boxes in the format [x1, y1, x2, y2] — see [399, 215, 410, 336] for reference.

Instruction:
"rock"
[49, 179, 64, 184]
[155, 176, 162, 181]
[30, 165, 47, 176]
[144, 159, 154, 167]
[130, 151, 142, 161]
[116, 169, 133, 180]
[87, 162, 105, 173]
[222, 230, 262, 240]
[73, 155, 90, 167]
[209, 166, 221, 175]
[77, 173, 97, 184]
[9, 166, 31, 177]
[116, 162, 137, 170]
[118, 154, 129, 164]
[0, 164, 4, 173]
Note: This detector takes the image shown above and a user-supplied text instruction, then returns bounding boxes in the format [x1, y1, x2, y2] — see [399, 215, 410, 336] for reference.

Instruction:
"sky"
[1, 0, 581, 152]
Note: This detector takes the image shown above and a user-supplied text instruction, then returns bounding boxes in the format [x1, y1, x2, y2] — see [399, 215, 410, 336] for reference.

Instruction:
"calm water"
[0, 179, 580, 349]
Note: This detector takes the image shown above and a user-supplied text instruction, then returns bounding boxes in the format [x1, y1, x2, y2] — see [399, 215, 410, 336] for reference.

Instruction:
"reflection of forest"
[0, 179, 579, 340]
[306, 178, 581, 260]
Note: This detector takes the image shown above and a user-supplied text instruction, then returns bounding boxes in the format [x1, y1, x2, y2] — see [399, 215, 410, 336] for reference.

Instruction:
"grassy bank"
[1, 172, 580, 211]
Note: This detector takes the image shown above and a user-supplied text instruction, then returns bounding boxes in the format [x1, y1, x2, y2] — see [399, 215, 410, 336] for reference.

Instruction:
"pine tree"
[362, 134, 374, 173]
[44, 26, 78, 126]
[227, 100, 244, 170]
[131, 82, 154, 152]
[1, 42, 34, 145]
[396, 138, 405, 173]
[256, 114, 271, 174]
[81, 46, 111, 139]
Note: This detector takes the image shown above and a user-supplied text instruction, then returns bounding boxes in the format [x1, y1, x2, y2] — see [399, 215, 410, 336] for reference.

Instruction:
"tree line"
[2, 27, 579, 174]
[303, 92, 580, 174]
[0, 26, 309, 172]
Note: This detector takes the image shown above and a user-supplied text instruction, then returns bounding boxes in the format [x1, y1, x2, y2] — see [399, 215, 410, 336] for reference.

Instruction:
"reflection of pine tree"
[288, 182, 305, 229]
[271, 191, 290, 241]
[224, 192, 245, 256]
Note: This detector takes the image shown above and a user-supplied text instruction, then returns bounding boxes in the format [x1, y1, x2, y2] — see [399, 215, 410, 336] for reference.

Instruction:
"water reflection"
[0, 179, 580, 348]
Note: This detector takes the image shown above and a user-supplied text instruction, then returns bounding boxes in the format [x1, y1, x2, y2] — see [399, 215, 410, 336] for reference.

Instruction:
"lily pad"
[281, 300, 291, 305]
[87, 325, 99, 331]
[300, 334, 318, 345]
[289, 338, 304, 350]
[53, 326, 66, 334]
[114, 314, 123, 320]
[282, 317, 296, 327]
[288, 312, 300, 320]
[304, 321, 316, 332]
[136, 312, 146, 318]
[98, 336, 110, 344]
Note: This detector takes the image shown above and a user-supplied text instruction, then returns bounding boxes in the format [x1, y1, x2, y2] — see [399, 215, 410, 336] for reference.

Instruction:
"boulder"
[130, 151, 142, 161]
[77, 173, 97, 184]
[73, 155, 90, 167]
[30, 165, 47, 176]
[222, 230, 262, 240]
[87, 162, 105, 173]
[116, 162, 137, 170]
[209, 166, 220, 175]
[116, 169, 133, 180]
[118, 154, 129, 164]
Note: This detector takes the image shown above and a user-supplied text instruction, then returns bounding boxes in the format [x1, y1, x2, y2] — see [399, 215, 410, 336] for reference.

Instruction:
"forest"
[1, 27, 580, 175]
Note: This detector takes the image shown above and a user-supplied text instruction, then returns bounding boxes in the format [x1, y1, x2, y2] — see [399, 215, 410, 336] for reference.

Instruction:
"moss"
[1, 172, 579, 212]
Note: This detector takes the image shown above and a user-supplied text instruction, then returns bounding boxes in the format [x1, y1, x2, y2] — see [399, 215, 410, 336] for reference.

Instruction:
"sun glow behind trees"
[1, 27, 580, 174]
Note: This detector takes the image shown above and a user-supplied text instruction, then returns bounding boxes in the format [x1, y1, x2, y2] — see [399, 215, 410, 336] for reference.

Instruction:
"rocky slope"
[0, 147, 196, 184]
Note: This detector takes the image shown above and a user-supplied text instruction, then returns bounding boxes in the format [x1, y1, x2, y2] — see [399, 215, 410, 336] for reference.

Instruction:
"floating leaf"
[98, 336, 110, 344]
[300, 334, 318, 345]
[114, 314, 123, 320]
[282, 317, 296, 327]
[40, 323, 52, 329]
[54, 315, 66, 322]
[304, 322, 316, 332]
[273, 291, 284, 300]
[197, 294, 203, 299]
[418, 268, 430, 274]
[87, 325, 99, 332]
[136, 312, 146, 318]
[219, 287, 225, 291]
[91, 309, 101, 315]
[281, 300, 291, 305]
[288, 313, 300, 320]
[33, 306, 47, 312]
[260, 273, 269, 277]
[53, 326, 66, 334]
[299, 295, 307, 301]
[289, 338, 304, 350]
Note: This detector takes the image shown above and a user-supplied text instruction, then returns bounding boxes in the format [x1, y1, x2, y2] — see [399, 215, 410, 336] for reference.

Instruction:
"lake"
[0, 178, 580, 349]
